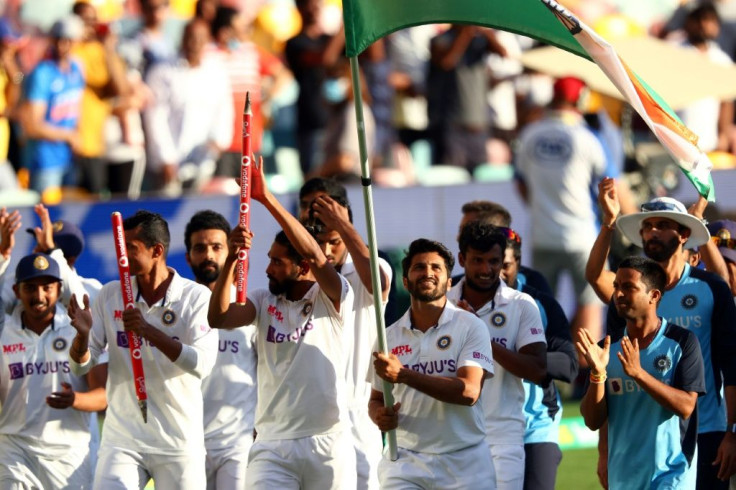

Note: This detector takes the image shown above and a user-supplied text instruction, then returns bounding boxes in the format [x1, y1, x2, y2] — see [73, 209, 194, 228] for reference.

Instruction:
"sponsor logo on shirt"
[391, 345, 413, 356]
[530, 328, 542, 335]
[436, 335, 452, 350]
[490, 312, 507, 327]
[267, 305, 284, 322]
[654, 354, 672, 373]
[473, 351, 491, 364]
[266, 321, 314, 343]
[667, 315, 702, 329]
[8, 361, 70, 379]
[408, 359, 457, 375]
[3, 343, 26, 354]
[114, 310, 123, 321]
[680, 294, 698, 310]
[219, 340, 240, 353]
[116, 331, 154, 349]
[609, 377, 624, 395]
[492, 337, 508, 348]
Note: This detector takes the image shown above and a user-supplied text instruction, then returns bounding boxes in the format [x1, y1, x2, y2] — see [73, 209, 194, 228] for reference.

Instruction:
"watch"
[727, 423, 736, 433]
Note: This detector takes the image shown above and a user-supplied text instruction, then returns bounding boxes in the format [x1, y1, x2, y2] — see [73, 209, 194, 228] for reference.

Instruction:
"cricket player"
[68, 210, 218, 489]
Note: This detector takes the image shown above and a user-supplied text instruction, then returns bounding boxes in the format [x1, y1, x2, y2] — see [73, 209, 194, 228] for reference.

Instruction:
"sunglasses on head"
[640, 201, 683, 213]
[711, 236, 736, 249]
[496, 226, 521, 245]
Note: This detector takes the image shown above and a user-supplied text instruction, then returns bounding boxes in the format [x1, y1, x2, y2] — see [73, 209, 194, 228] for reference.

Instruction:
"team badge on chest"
[52, 337, 67, 352]
[653, 354, 672, 373]
[437, 335, 452, 350]
[680, 294, 697, 310]
[490, 312, 507, 327]
[162, 309, 177, 326]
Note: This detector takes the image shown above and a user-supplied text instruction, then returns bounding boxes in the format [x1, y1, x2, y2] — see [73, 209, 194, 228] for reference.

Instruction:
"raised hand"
[30, 204, 55, 253]
[597, 177, 620, 227]
[0, 207, 21, 259]
[576, 330, 610, 376]
[310, 195, 350, 230]
[617, 336, 642, 380]
[226, 225, 253, 261]
[249, 154, 268, 203]
[68, 293, 92, 337]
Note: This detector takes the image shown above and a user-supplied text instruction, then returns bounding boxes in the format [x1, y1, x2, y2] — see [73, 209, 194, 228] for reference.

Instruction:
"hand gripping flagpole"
[236, 92, 252, 305]
[112, 212, 148, 423]
[349, 56, 398, 461]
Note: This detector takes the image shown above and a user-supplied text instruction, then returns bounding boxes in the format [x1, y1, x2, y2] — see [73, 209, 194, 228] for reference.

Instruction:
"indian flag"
[343, 0, 715, 200]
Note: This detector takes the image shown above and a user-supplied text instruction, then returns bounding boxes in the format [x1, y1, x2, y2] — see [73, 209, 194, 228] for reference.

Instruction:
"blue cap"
[52, 220, 85, 258]
[15, 253, 62, 284]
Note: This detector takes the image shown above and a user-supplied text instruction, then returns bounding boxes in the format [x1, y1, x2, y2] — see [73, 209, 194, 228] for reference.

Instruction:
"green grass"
[557, 400, 601, 490]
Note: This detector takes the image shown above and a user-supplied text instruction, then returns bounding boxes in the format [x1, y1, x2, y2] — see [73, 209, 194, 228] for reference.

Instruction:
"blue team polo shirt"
[607, 320, 705, 490]
[24, 59, 84, 171]
[607, 264, 736, 434]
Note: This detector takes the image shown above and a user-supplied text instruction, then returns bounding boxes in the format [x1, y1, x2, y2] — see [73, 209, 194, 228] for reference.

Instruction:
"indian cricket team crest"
[33, 255, 49, 271]
[302, 302, 313, 317]
[654, 354, 672, 373]
[681, 294, 697, 310]
[52, 221, 64, 233]
[490, 312, 507, 328]
[52, 337, 67, 352]
[161, 309, 177, 326]
[717, 227, 732, 243]
[436, 335, 452, 350]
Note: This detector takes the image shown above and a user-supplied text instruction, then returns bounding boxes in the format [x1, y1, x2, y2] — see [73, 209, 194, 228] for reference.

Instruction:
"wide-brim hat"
[617, 196, 710, 249]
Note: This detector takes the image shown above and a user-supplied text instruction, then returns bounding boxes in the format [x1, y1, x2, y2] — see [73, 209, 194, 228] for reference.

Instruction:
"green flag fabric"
[342, 0, 715, 199]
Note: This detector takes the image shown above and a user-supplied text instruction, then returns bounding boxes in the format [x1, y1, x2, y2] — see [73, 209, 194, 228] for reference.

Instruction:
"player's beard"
[406, 276, 447, 303]
[268, 274, 297, 296]
[191, 260, 221, 285]
[643, 236, 680, 262]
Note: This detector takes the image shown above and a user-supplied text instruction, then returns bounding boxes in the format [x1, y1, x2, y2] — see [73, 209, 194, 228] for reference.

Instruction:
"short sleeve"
[457, 314, 494, 378]
[673, 330, 706, 396]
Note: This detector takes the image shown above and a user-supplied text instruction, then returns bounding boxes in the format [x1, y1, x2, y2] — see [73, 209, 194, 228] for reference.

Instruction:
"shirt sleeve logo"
[680, 294, 697, 310]
[491, 312, 507, 327]
[436, 335, 452, 350]
[52, 338, 67, 352]
[654, 354, 672, 373]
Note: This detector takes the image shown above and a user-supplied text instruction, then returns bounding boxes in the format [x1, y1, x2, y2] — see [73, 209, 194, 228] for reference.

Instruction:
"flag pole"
[349, 55, 398, 461]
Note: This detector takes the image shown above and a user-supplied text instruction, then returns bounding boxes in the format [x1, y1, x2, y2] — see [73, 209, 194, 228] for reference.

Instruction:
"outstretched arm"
[585, 178, 618, 303]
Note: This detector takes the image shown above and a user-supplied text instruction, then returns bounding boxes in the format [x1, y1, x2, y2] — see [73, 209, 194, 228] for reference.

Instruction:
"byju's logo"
[9, 362, 23, 380]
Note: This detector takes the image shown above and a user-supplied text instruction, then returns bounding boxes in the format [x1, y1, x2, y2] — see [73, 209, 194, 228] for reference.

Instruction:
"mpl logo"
[391, 345, 413, 356]
[8, 362, 23, 380]
[267, 305, 284, 322]
[3, 343, 26, 354]
[114, 310, 124, 321]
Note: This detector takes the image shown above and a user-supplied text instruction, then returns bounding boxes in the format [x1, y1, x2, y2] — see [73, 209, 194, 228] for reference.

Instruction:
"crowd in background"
[0, 0, 733, 202]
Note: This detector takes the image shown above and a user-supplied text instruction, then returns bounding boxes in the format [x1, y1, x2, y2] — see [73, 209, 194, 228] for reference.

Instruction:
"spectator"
[143, 19, 233, 195]
[71, 1, 130, 195]
[19, 15, 84, 198]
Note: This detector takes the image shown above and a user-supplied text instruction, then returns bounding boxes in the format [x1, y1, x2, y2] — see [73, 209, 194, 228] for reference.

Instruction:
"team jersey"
[606, 320, 705, 490]
[0, 305, 92, 455]
[70, 270, 217, 455]
[341, 254, 392, 408]
[247, 275, 354, 441]
[517, 265, 553, 296]
[521, 284, 577, 445]
[202, 285, 258, 451]
[607, 264, 736, 433]
[448, 278, 546, 445]
[371, 300, 494, 454]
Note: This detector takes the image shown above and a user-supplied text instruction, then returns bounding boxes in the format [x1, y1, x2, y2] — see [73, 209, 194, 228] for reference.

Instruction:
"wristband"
[590, 372, 607, 384]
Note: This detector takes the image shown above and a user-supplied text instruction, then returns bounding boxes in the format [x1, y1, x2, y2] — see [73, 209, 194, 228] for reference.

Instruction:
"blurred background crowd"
[0, 0, 734, 204]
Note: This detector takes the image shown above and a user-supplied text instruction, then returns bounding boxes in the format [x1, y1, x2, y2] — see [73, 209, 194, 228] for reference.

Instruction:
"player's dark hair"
[184, 210, 231, 252]
[299, 177, 353, 223]
[274, 231, 304, 264]
[618, 256, 667, 300]
[461, 200, 511, 226]
[458, 221, 507, 256]
[402, 239, 455, 279]
[210, 6, 238, 39]
[123, 210, 171, 257]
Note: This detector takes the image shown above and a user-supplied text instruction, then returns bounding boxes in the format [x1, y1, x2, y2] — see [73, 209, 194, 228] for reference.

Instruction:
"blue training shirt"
[607, 264, 736, 434]
[606, 320, 705, 490]
[518, 284, 578, 444]
[24, 59, 84, 171]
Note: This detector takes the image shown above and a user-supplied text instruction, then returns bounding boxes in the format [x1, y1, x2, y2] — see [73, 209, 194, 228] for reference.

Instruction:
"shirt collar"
[134, 268, 184, 307]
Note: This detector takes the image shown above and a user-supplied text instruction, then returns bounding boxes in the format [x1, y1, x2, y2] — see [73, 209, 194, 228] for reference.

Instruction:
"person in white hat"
[586, 177, 736, 490]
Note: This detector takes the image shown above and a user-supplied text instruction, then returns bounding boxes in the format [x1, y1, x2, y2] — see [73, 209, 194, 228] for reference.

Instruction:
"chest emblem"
[162, 309, 177, 326]
[436, 335, 452, 350]
[654, 354, 672, 373]
[52, 337, 67, 352]
[302, 302, 313, 317]
[490, 312, 507, 327]
[680, 294, 697, 310]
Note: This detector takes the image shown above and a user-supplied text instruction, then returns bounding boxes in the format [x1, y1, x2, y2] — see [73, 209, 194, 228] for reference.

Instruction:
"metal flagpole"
[348, 55, 398, 461]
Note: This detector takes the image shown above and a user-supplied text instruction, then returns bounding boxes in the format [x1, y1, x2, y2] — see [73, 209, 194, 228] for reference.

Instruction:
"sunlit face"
[14, 277, 60, 324]
[186, 229, 228, 286]
[612, 268, 658, 320]
[640, 217, 687, 262]
[500, 247, 519, 288]
[265, 242, 302, 296]
[459, 245, 503, 293]
[404, 251, 451, 303]
[316, 229, 348, 269]
[124, 228, 157, 277]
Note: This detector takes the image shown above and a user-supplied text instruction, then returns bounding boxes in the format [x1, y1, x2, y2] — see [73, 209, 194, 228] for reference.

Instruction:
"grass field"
[557, 400, 601, 490]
